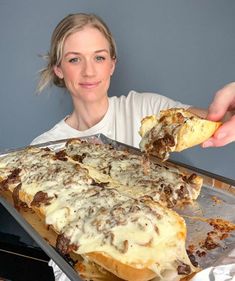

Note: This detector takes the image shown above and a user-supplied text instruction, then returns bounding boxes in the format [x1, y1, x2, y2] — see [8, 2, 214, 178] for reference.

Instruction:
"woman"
[32, 12, 235, 281]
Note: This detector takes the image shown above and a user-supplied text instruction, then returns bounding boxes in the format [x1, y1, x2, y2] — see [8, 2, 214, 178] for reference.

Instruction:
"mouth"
[79, 81, 101, 89]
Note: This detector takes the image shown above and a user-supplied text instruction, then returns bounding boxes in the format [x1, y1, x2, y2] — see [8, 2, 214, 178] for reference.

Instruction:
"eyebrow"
[64, 49, 109, 57]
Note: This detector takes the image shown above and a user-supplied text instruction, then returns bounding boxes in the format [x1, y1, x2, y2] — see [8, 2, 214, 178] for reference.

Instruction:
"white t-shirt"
[31, 90, 189, 147]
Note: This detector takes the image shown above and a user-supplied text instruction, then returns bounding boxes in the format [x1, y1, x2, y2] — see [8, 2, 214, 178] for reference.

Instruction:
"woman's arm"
[187, 107, 207, 118]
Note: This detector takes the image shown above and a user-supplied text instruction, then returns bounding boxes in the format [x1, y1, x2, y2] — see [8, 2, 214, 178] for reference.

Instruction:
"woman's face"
[54, 26, 116, 103]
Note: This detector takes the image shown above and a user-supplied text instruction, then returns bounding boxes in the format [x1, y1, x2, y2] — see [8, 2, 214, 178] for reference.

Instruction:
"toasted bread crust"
[173, 111, 221, 151]
[74, 255, 198, 281]
[86, 252, 156, 281]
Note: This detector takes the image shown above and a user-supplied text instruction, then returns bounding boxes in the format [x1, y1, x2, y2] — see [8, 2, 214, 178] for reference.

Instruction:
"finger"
[202, 135, 234, 148]
[202, 116, 235, 147]
[207, 89, 235, 121]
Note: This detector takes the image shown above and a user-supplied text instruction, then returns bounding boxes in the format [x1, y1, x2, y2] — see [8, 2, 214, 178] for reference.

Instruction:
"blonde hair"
[37, 13, 117, 93]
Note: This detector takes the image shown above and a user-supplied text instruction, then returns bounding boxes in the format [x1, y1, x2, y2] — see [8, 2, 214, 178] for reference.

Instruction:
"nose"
[82, 59, 95, 77]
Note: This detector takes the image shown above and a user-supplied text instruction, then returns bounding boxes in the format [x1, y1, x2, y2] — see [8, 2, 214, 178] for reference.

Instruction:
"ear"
[110, 58, 116, 76]
[53, 65, 64, 79]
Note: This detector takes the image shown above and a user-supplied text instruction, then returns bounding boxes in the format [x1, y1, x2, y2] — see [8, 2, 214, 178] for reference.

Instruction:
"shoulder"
[109, 90, 190, 117]
[109, 90, 179, 108]
[110, 90, 172, 102]
[126, 90, 190, 110]
[109, 90, 162, 104]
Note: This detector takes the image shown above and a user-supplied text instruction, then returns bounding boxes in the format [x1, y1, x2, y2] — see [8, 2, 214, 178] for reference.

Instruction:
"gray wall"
[0, 0, 235, 179]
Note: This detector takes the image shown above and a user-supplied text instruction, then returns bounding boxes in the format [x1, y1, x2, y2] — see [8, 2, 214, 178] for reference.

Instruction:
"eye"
[95, 56, 105, 62]
[68, 57, 80, 63]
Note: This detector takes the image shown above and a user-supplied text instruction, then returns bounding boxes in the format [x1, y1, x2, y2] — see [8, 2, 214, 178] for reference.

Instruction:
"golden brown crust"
[74, 256, 198, 281]
[86, 252, 156, 281]
[74, 256, 124, 281]
[174, 112, 221, 152]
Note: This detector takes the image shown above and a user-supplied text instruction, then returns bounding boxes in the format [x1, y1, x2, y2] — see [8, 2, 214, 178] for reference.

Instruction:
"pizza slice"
[139, 108, 221, 161]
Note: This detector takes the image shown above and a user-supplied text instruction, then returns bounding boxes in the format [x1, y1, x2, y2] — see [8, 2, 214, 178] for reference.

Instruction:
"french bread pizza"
[139, 108, 221, 161]
[0, 141, 200, 281]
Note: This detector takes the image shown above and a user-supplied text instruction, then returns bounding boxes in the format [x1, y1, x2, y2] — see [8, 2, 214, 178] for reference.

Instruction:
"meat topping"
[56, 234, 78, 255]
[12, 183, 27, 210]
[31, 191, 53, 207]
[177, 262, 192, 275]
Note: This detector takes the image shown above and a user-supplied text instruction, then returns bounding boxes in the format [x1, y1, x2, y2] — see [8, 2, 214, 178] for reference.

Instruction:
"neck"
[66, 98, 109, 131]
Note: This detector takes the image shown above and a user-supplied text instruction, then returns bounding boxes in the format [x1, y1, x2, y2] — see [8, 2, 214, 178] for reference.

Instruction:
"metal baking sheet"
[1, 134, 235, 279]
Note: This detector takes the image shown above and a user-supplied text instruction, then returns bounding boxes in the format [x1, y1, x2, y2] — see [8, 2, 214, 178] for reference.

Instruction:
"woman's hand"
[202, 82, 235, 147]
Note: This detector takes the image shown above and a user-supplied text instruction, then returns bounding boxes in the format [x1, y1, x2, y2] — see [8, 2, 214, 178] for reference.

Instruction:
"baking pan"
[0, 134, 235, 279]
